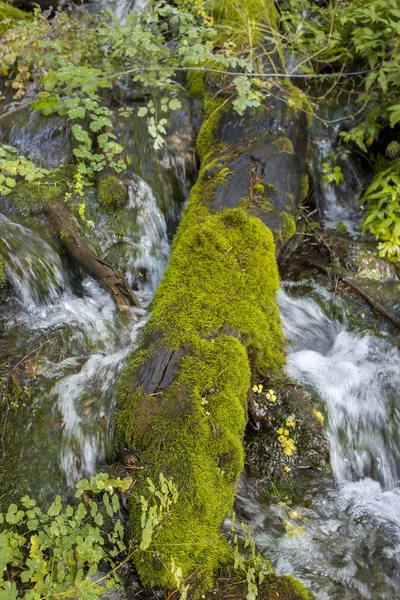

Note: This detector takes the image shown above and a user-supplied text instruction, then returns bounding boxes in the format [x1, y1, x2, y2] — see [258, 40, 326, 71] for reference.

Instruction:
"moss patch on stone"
[97, 175, 127, 212]
[196, 99, 226, 163]
[0, 1, 30, 37]
[117, 140, 284, 589]
[7, 165, 76, 214]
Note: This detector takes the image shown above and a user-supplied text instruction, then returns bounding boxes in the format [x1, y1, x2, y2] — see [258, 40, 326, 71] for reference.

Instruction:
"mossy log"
[116, 87, 310, 590]
[116, 0, 311, 592]
[45, 202, 140, 311]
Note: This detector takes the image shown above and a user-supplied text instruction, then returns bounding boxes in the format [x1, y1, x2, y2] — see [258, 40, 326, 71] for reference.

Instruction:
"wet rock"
[0, 109, 72, 169]
[245, 381, 329, 480]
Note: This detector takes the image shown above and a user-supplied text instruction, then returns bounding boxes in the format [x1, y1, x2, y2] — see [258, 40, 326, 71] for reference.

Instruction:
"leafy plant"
[362, 161, 400, 261]
[0, 473, 132, 599]
[231, 519, 273, 600]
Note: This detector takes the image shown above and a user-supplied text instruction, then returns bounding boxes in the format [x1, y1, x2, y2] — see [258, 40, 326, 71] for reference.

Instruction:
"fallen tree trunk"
[115, 1, 317, 593]
[45, 202, 140, 311]
[115, 86, 312, 589]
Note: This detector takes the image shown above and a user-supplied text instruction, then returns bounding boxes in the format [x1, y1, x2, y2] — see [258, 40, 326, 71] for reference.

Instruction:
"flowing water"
[0, 171, 171, 493]
[236, 283, 400, 600]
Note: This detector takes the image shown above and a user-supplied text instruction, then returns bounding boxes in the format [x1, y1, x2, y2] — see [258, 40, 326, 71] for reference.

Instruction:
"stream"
[1, 12, 400, 599]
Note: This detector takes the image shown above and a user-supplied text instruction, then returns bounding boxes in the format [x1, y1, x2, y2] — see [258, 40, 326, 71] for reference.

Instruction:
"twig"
[301, 260, 400, 330]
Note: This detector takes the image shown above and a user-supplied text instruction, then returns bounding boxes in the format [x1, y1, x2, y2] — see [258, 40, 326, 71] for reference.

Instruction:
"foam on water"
[235, 287, 400, 599]
[0, 183, 168, 485]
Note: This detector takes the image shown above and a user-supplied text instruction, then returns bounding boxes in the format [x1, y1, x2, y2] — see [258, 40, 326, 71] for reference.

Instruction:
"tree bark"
[45, 202, 140, 311]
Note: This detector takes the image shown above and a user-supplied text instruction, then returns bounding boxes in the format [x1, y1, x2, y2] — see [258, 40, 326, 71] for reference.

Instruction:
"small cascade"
[310, 137, 365, 234]
[101, 175, 170, 292]
[235, 284, 400, 599]
[125, 176, 170, 290]
[0, 215, 70, 307]
[0, 215, 148, 487]
[279, 288, 400, 488]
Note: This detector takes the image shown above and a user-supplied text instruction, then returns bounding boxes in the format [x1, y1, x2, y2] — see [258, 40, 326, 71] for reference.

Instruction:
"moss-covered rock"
[0, 1, 30, 37]
[205, 573, 315, 600]
[5, 166, 76, 214]
[117, 109, 285, 589]
[97, 175, 128, 212]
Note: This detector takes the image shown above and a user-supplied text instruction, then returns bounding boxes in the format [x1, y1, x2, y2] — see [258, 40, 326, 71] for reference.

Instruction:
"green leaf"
[169, 98, 181, 110]
[138, 107, 148, 117]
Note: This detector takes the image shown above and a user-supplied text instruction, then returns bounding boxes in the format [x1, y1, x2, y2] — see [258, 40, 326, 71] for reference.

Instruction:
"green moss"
[117, 161, 284, 589]
[283, 576, 315, 599]
[188, 69, 205, 99]
[301, 173, 310, 201]
[196, 99, 226, 163]
[272, 137, 295, 155]
[0, 1, 30, 37]
[279, 211, 296, 243]
[8, 165, 76, 214]
[97, 175, 127, 211]
[253, 183, 264, 194]
[285, 84, 313, 127]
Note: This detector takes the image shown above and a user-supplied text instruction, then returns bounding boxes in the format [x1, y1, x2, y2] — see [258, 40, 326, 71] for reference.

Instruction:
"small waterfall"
[0, 214, 149, 486]
[310, 137, 364, 234]
[235, 285, 400, 599]
[279, 288, 400, 489]
[103, 175, 170, 292]
[0, 215, 70, 307]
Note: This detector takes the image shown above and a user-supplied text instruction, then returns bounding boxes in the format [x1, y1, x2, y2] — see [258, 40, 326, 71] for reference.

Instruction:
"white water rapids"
[0, 175, 169, 487]
[236, 284, 400, 600]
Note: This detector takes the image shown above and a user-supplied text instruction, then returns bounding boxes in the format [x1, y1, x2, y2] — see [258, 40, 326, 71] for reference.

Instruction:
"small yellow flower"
[277, 428, 283, 435]
[268, 389, 275, 395]
[284, 466, 291, 473]
[284, 429, 289, 436]
[313, 408, 325, 424]
[252, 385, 258, 393]
[284, 448, 293, 456]
[258, 384, 263, 393]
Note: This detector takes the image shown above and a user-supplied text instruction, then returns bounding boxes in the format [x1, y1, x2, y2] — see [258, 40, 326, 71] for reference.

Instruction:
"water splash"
[0, 215, 149, 486]
[235, 286, 400, 599]
[102, 175, 170, 291]
[280, 288, 400, 488]
[0, 215, 70, 308]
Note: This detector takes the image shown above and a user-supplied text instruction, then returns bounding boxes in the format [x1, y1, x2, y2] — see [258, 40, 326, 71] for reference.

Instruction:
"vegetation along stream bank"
[0, 0, 399, 598]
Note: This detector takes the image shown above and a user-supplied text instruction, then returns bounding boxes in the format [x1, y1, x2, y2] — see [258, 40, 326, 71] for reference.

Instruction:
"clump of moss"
[7, 165, 76, 214]
[117, 164, 284, 589]
[187, 69, 205, 99]
[272, 137, 295, 155]
[196, 99, 226, 163]
[284, 83, 313, 127]
[97, 175, 127, 212]
[279, 210, 296, 243]
[0, 1, 30, 37]
[301, 173, 310, 201]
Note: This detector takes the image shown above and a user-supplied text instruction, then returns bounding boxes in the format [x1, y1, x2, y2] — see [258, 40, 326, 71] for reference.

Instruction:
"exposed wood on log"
[45, 202, 140, 311]
[301, 259, 400, 330]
